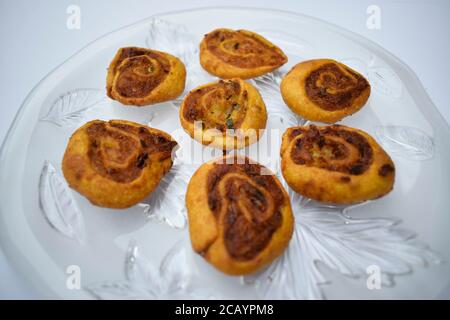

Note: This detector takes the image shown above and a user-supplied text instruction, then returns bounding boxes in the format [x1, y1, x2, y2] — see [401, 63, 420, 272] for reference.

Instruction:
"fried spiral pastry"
[200, 28, 287, 79]
[186, 156, 294, 275]
[281, 59, 371, 123]
[281, 125, 395, 204]
[179, 78, 267, 150]
[106, 47, 186, 106]
[62, 120, 178, 208]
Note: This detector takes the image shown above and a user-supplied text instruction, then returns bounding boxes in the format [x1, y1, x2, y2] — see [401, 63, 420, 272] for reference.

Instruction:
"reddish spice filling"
[207, 160, 284, 260]
[305, 63, 369, 111]
[290, 125, 373, 175]
[378, 163, 395, 176]
[183, 80, 248, 132]
[86, 121, 177, 183]
[204, 30, 286, 69]
[110, 47, 171, 98]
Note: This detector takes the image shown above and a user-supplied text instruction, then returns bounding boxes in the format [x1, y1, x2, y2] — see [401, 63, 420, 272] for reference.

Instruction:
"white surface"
[0, 0, 449, 299]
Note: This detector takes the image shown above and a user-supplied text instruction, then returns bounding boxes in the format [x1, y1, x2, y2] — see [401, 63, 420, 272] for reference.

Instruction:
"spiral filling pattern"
[305, 63, 370, 111]
[206, 161, 284, 260]
[183, 80, 248, 132]
[204, 29, 286, 69]
[109, 47, 171, 98]
[290, 125, 374, 175]
[85, 121, 177, 183]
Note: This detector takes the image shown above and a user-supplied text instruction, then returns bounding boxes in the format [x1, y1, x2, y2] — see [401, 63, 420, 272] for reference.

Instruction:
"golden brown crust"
[200, 29, 287, 79]
[179, 78, 267, 150]
[62, 119, 178, 208]
[281, 59, 371, 123]
[186, 155, 294, 276]
[106, 47, 186, 106]
[280, 125, 395, 204]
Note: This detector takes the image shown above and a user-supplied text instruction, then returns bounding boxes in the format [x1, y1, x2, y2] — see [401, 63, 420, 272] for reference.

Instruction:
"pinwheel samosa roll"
[62, 119, 178, 208]
[186, 155, 294, 275]
[179, 78, 267, 150]
[281, 59, 371, 123]
[107, 47, 186, 106]
[200, 28, 287, 79]
[281, 125, 395, 204]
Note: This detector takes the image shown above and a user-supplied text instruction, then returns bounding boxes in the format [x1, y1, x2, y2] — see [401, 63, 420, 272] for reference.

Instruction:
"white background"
[0, 0, 449, 299]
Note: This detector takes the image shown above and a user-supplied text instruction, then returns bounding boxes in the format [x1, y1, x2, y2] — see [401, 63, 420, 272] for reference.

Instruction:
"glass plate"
[0, 7, 449, 299]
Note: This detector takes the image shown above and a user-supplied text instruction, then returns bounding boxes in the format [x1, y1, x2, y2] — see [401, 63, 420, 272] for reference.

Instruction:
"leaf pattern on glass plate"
[250, 71, 303, 127]
[375, 126, 434, 161]
[146, 19, 215, 107]
[368, 66, 403, 98]
[86, 239, 218, 299]
[40, 89, 108, 127]
[243, 192, 442, 299]
[136, 160, 193, 229]
[139, 110, 158, 127]
[39, 161, 86, 244]
[340, 55, 403, 98]
[146, 19, 197, 66]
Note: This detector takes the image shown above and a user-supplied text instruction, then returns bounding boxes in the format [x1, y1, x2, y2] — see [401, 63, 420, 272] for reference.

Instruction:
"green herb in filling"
[226, 118, 234, 129]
